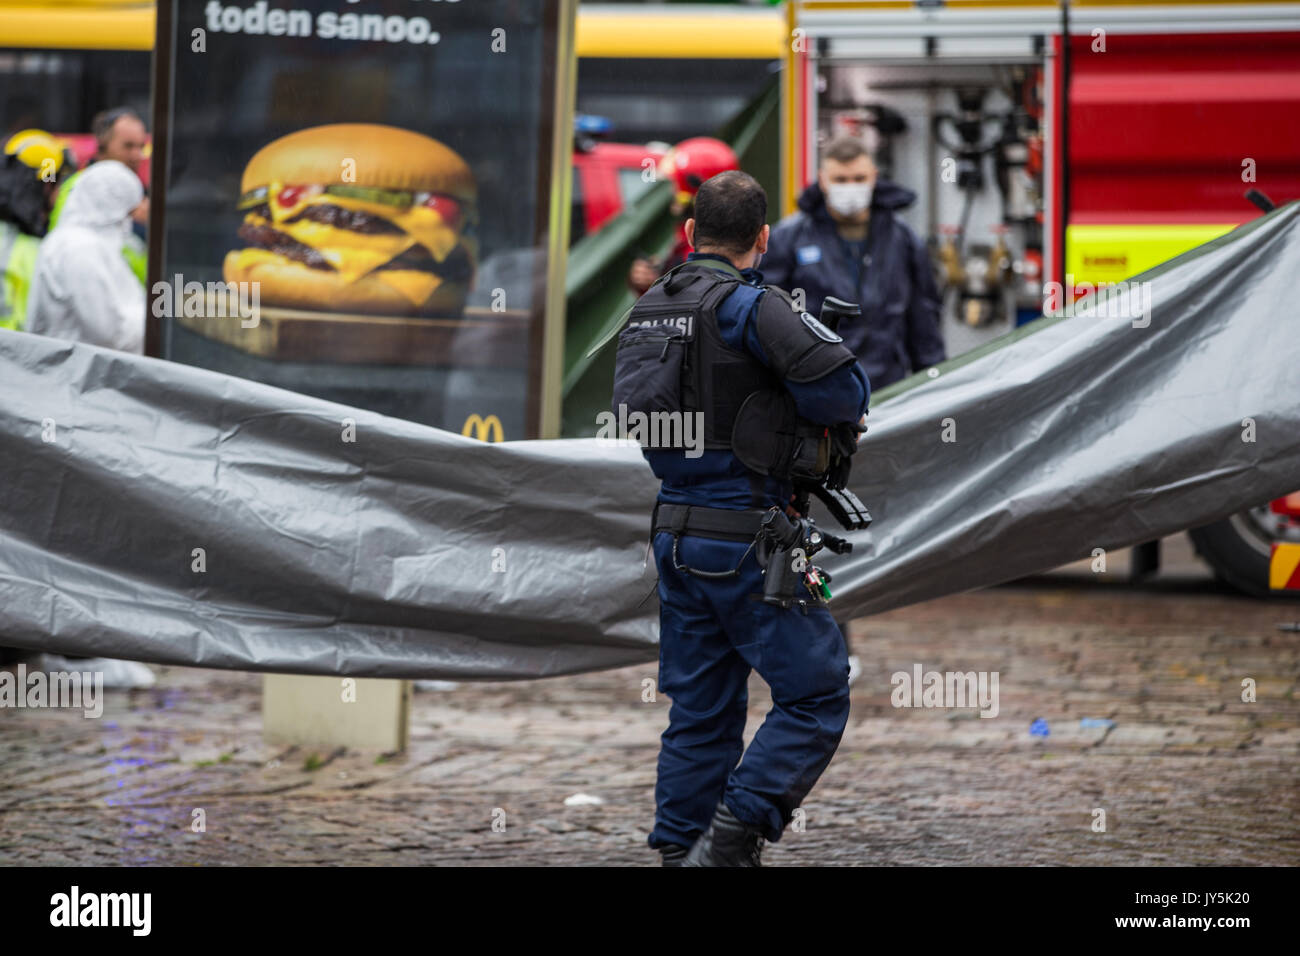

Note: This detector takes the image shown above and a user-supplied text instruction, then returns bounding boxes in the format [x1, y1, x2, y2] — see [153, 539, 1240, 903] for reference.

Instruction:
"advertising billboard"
[149, 0, 575, 438]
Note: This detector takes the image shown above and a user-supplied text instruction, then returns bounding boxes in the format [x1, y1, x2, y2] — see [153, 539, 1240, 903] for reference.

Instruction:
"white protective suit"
[27, 160, 146, 353]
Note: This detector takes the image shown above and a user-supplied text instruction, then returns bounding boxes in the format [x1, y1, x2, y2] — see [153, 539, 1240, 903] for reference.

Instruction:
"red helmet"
[661, 137, 739, 205]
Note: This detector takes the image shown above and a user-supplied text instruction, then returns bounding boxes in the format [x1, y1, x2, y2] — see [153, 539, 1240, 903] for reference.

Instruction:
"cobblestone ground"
[2, 536, 1298, 866]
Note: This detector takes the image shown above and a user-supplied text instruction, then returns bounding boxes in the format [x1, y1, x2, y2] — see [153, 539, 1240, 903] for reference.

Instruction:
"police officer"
[612, 170, 869, 866]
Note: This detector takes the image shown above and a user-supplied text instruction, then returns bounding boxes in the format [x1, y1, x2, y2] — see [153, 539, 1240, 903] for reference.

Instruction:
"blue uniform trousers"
[647, 530, 851, 849]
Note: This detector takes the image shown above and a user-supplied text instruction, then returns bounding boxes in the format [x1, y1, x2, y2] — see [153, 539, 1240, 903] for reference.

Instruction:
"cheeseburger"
[223, 123, 477, 317]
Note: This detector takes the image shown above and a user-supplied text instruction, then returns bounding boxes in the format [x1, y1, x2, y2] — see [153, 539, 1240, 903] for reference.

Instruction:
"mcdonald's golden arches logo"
[462, 413, 504, 443]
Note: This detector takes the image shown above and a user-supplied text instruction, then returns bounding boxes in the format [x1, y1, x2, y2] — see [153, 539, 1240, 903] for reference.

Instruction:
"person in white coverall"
[26, 159, 146, 353]
[20, 158, 156, 689]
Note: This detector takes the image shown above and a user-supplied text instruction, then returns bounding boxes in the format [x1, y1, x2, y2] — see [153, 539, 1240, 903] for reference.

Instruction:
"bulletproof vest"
[613, 263, 776, 450]
[612, 261, 854, 480]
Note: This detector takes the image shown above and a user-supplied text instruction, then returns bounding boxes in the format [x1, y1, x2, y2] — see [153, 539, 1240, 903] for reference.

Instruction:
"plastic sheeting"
[1, 205, 1298, 679]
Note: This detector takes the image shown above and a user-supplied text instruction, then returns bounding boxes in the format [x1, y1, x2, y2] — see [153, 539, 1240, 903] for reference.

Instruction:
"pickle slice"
[325, 185, 414, 207]
[236, 186, 269, 210]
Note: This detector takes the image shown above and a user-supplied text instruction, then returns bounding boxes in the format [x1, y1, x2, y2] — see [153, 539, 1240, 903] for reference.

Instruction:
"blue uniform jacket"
[763, 180, 945, 389]
[645, 252, 870, 511]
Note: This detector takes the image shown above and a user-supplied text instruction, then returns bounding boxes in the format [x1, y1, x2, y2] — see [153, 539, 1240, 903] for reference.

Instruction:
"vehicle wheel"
[1188, 503, 1300, 597]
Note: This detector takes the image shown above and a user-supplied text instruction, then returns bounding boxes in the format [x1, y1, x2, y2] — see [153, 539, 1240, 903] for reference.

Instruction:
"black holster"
[755, 509, 826, 609]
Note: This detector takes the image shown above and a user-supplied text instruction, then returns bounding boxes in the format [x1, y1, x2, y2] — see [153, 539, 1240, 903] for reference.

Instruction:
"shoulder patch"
[796, 244, 822, 265]
[800, 311, 842, 343]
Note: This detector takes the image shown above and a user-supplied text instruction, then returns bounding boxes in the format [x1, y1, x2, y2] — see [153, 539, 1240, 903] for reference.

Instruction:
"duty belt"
[652, 503, 771, 543]
[651, 502, 835, 607]
[653, 501, 838, 607]
[651, 502, 771, 581]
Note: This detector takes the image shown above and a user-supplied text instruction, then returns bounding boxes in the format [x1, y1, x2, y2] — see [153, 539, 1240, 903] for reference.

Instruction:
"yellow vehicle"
[0, 1, 786, 140]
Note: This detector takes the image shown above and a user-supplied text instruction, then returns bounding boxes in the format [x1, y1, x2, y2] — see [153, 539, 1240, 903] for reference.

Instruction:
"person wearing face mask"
[764, 136, 945, 390]
[765, 137, 944, 683]
[27, 160, 147, 354]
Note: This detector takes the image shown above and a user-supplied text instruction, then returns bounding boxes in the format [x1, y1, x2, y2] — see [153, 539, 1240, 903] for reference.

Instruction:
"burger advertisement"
[224, 124, 478, 318]
[150, 0, 574, 439]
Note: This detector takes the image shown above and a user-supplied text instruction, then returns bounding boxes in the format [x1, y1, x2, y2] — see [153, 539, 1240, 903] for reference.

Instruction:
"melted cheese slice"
[331, 195, 464, 263]
[246, 211, 411, 282]
[226, 249, 445, 306]
[228, 248, 287, 272]
[244, 188, 466, 304]
[376, 269, 443, 305]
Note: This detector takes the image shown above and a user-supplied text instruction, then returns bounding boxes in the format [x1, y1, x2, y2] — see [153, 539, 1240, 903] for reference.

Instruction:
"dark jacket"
[764, 180, 945, 388]
[644, 253, 869, 511]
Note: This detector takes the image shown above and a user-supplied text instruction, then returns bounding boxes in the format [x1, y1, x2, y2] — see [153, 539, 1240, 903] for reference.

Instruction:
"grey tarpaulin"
[1, 204, 1298, 678]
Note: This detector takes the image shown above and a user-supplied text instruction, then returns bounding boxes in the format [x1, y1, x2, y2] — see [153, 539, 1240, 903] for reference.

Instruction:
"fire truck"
[570, 115, 667, 243]
[780, 0, 1300, 594]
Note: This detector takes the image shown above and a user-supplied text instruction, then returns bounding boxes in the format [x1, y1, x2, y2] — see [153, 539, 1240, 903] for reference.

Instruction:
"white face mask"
[825, 182, 873, 217]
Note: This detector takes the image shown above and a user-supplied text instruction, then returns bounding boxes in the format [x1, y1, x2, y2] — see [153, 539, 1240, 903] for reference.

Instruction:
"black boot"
[659, 844, 689, 867]
[682, 801, 765, 867]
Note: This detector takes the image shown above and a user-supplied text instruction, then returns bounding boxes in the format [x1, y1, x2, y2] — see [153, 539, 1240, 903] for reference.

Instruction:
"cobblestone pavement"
[2, 536, 1298, 866]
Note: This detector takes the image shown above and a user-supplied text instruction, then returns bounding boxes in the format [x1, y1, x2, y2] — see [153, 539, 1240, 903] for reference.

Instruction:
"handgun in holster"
[756, 508, 832, 610]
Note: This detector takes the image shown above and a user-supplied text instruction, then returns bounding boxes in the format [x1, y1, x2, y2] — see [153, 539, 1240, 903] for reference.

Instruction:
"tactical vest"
[612, 260, 855, 480]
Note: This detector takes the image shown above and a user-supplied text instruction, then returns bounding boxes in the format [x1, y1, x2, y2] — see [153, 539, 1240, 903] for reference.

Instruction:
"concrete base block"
[262, 674, 410, 752]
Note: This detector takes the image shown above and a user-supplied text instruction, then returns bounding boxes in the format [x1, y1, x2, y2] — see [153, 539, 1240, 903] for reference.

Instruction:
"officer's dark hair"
[821, 136, 871, 166]
[692, 170, 767, 257]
